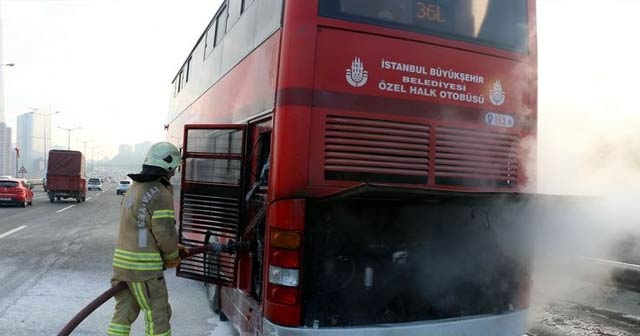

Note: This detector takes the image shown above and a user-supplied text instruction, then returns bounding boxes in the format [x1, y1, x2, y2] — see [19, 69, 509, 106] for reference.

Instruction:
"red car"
[0, 178, 34, 207]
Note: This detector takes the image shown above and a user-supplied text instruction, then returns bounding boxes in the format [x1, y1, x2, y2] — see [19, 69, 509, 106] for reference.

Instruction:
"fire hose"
[57, 241, 248, 336]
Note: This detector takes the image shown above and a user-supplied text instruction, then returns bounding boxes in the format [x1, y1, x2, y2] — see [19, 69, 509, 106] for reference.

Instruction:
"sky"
[0, 0, 639, 194]
[0, 0, 223, 158]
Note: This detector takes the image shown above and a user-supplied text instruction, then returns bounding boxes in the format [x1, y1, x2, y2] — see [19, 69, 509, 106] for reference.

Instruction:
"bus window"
[185, 57, 191, 83]
[241, 0, 255, 13]
[205, 20, 217, 57]
[215, 6, 228, 46]
[319, 0, 528, 53]
[184, 129, 243, 185]
[247, 130, 271, 301]
[339, 0, 413, 24]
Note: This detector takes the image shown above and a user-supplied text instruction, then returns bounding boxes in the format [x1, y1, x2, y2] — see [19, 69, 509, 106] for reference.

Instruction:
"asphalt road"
[527, 257, 640, 336]
[0, 184, 235, 336]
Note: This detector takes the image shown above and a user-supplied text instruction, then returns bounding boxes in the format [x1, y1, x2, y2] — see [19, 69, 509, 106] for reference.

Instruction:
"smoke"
[532, 0, 640, 255]
[526, 3, 640, 331]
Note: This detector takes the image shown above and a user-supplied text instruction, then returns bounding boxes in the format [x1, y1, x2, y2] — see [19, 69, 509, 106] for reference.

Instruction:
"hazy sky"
[0, 0, 223, 158]
[1, 0, 639, 193]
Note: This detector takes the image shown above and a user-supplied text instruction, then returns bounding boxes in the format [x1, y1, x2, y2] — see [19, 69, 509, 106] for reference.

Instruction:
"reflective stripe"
[152, 209, 175, 219]
[113, 249, 163, 271]
[109, 323, 131, 331]
[131, 283, 148, 334]
[154, 330, 172, 336]
[132, 282, 155, 335]
[114, 249, 162, 261]
[113, 259, 163, 271]
[108, 322, 131, 336]
[165, 249, 179, 260]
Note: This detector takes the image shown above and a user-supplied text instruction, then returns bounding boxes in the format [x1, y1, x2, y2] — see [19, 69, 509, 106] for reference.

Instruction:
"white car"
[87, 177, 103, 191]
[116, 180, 131, 195]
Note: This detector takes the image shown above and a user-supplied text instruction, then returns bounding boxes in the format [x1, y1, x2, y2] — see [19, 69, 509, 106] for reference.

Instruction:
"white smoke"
[528, 1, 640, 332]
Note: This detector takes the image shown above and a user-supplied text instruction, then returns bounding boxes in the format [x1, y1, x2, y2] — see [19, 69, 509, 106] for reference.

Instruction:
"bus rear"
[265, 1, 537, 335]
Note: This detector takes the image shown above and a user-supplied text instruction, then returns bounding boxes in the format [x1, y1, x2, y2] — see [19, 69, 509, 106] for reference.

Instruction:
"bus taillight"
[268, 229, 302, 300]
[268, 283, 299, 305]
[271, 249, 300, 268]
[271, 229, 301, 249]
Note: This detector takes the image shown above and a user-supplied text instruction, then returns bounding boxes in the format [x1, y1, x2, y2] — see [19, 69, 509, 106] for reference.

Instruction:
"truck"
[46, 150, 87, 203]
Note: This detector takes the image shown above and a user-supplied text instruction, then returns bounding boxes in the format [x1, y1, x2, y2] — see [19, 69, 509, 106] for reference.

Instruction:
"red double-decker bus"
[168, 1, 537, 335]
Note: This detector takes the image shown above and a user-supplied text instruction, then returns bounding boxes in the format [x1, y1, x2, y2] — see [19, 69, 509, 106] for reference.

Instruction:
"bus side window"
[245, 131, 271, 202]
[248, 130, 271, 301]
[257, 131, 271, 186]
[259, 156, 270, 186]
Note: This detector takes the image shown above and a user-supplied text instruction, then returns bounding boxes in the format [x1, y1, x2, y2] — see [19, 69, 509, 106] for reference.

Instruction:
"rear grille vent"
[324, 115, 430, 184]
[434, 126, 520, 188]
[177, 193, 239, 286]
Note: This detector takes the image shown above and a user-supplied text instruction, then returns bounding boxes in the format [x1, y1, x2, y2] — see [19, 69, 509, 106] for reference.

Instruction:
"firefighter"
[108, 142, 182, 336]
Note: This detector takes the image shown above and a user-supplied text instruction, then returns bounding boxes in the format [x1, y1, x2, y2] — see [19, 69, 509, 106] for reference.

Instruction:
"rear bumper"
[263, 310, 527, 336]
[48, 191, 83, 197]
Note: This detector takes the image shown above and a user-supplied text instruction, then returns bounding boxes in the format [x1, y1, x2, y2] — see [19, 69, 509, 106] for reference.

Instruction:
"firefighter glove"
[178, 244, 190, 258]
[164, 257, 180, 269]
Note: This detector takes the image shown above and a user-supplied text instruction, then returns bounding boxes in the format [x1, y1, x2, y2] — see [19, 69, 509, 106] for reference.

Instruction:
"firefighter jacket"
[112, 177, 179, 282]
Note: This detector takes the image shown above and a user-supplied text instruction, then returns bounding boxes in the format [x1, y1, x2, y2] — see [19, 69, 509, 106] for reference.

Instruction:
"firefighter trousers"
[108, 277, 172, 336]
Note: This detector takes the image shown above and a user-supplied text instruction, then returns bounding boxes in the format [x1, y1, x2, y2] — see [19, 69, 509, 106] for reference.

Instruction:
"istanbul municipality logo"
[489, 80, 506, 106]
[346, 57, 368, 87]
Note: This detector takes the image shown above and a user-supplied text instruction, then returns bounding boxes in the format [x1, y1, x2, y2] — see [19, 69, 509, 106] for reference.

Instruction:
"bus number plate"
[485, 112, 514, 128]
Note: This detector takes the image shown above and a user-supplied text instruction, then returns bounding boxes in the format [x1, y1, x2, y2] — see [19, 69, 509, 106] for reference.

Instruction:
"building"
[134, 141, 151, 157]
[0, 13, 12, 176]
[0, 122, 13, 176]
[17, 112, 51, 175]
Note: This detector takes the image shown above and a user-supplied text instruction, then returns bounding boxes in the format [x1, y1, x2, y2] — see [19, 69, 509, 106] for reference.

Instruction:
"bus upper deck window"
[339, 0, 412, 24]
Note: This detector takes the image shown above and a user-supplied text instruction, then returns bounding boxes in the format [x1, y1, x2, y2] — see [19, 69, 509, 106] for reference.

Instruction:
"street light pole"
[90, 146, 95, 173]
[58, 126, 81, 150]
[78, 140, 92, 172]
[77, 139, 92, 155]
[30, 109, 60, 172]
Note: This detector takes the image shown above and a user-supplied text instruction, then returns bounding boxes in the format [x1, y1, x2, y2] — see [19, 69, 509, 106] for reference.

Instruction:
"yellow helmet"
[143, 142, 181, 172]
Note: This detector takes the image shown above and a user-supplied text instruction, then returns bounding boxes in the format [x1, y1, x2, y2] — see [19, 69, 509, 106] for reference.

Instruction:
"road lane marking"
[0, 226, 28, 239]
[57, 205, 75, 213]
[85, 197, 93, 202]
[33, 195, 48, 199]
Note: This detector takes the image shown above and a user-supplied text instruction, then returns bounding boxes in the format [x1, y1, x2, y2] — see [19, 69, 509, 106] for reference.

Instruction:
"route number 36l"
[416, 2, 446, 23]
